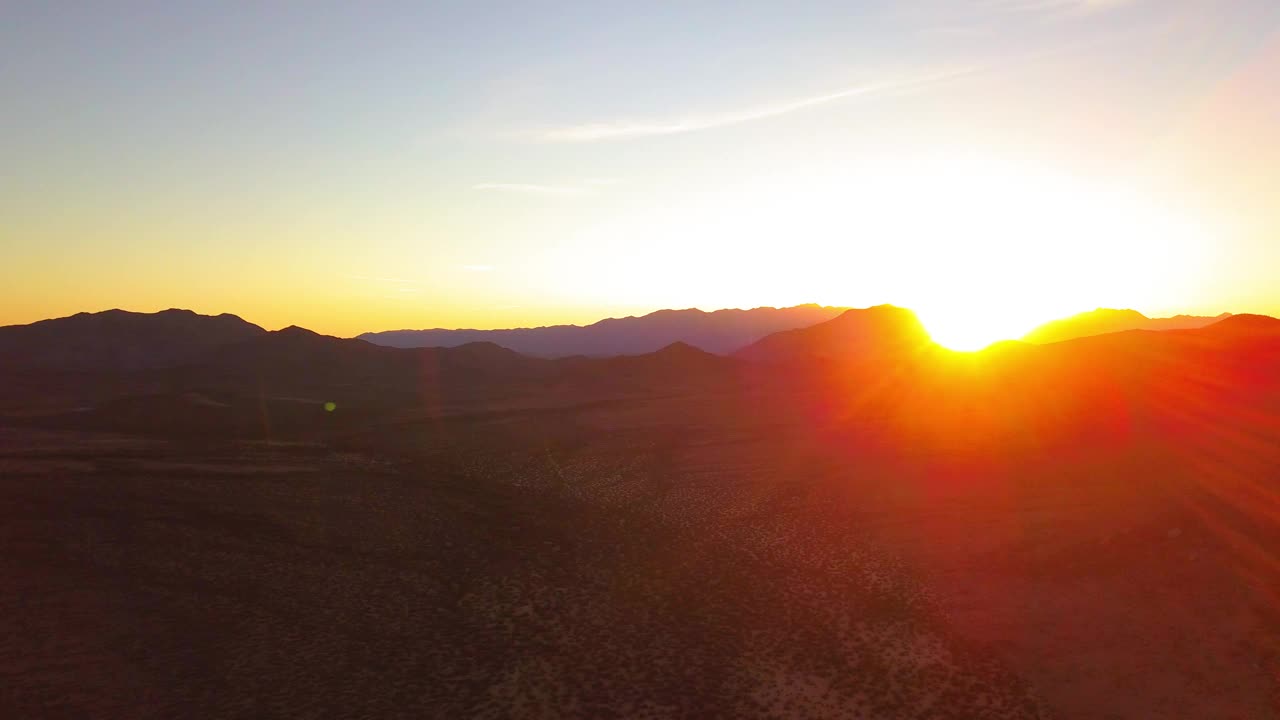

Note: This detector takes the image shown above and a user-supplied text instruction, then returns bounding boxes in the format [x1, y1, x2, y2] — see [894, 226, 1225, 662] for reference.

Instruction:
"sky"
[3, 1, 1279, 344]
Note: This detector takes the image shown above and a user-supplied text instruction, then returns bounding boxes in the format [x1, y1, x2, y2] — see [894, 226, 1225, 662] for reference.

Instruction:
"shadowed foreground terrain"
[1, 307, 1278, 718]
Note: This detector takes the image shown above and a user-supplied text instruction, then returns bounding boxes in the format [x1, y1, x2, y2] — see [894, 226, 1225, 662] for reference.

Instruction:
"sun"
[918, 311, 1022, 352]
[547, 154, 1208, 340]
[867, 158, 1211, 352]
[915, 302, 1063, 352]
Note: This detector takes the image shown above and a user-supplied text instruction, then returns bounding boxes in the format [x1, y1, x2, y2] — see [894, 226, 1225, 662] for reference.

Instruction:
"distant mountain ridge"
[358, 304, 847, 357]
[1023, 308, 1231, 345]
[2, 304, 1278, 441]
[0, 308, 738, 420]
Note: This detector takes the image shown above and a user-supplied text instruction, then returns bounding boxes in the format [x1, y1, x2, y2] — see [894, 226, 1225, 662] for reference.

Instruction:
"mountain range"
[0, 307, 743, 429]
[2, 304, 1246, 376]
[358, 304, 848, 356]
[0, 304, 1263, 376]
[2, 304, 1274, 441]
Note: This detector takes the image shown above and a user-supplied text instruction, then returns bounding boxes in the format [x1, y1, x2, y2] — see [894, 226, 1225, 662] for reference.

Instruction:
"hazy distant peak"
[358, 304, 849, 357]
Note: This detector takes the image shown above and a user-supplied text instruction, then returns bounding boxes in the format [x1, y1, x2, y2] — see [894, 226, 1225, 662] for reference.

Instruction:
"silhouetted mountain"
[0, 308, 266, 371]
[1195, 313, 1280, 338]
[1022, 308, 1230, 344]
[359, 304, 847, 356]
[733, 305, 935, 366]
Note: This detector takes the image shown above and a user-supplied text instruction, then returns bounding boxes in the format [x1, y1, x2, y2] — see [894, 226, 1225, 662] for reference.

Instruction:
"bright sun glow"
[898, 159, 1209, 350]
[551, 155, 1210, 347]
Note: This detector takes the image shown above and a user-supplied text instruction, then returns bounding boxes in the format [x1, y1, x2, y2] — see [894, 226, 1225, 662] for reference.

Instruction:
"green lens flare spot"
[324, 401, 337, 412]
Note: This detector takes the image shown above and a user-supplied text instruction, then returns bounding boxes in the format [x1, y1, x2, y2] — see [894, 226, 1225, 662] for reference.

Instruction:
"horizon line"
[2, 302, 1254, 340]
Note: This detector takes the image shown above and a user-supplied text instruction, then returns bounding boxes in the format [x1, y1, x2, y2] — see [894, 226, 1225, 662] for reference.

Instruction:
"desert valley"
[2, 305, 1277, 718]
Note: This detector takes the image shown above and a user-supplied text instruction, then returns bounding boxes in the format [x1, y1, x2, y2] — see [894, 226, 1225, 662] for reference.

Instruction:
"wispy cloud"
[471, 182, 591, 196]
[534, 68, 976, 143]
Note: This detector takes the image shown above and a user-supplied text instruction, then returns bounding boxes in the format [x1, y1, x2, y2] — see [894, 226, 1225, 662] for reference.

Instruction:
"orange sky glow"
[3, 4, 1278, 346]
